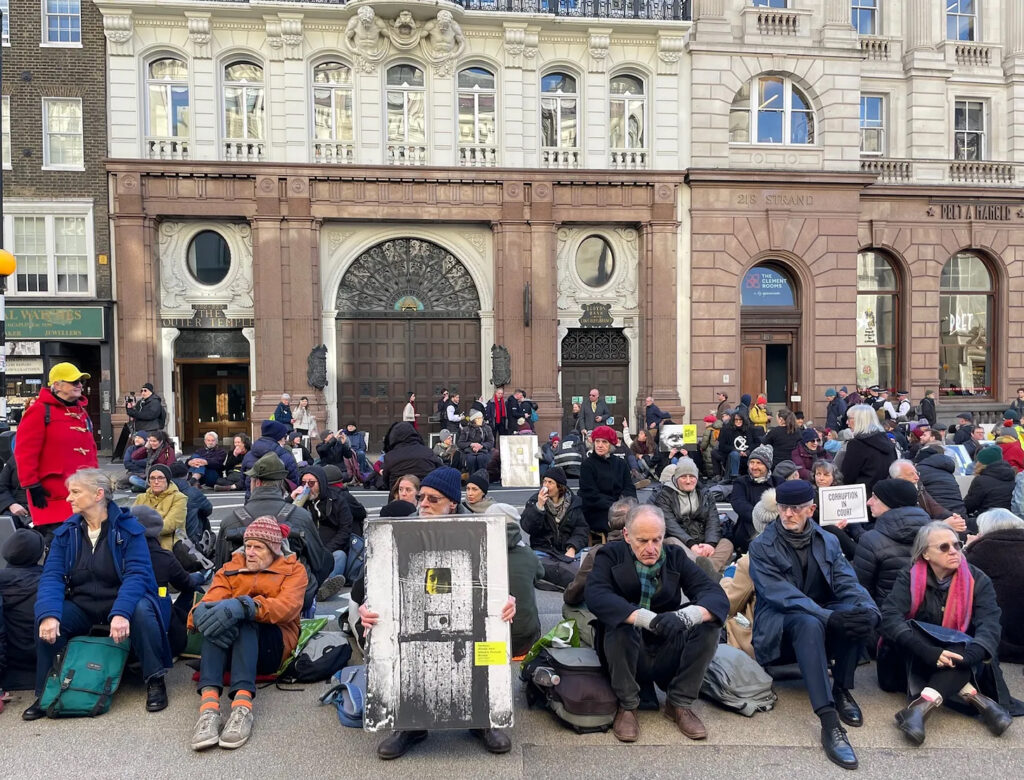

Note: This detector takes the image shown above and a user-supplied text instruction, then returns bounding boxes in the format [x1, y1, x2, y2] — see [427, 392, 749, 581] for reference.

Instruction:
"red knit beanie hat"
[243, 516, 286, 556]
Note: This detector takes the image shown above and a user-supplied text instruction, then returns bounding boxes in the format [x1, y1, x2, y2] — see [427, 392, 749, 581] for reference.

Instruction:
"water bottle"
[531, 667, 561, 688]
[293, 484, 311, 508]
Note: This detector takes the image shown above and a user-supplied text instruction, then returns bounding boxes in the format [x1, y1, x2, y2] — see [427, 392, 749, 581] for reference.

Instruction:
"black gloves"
[903, 634, 943, 667]
[27, 484, 49, 509]
[649, 613, 684, 641]
[956, 643, 987, 668]
[827, 608, 877, 640]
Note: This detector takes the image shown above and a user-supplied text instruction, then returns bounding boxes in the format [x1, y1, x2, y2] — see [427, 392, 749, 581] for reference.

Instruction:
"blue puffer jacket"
[748, 519, 878, 666]
[34, 503, 172, 668]
[241, 436, 299, 491]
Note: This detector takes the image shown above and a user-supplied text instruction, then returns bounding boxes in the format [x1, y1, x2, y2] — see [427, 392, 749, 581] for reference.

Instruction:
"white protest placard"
[500, 434, 539, 488]
[945, 444, 974, 475]
[818, 484, 869, 526]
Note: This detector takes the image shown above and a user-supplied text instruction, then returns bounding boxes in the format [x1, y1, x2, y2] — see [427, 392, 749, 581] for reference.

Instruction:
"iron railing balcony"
[458, 0, 690, 20]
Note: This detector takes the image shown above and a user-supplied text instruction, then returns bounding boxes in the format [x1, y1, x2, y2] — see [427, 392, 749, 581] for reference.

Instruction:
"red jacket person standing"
[14, 362, 98, 530]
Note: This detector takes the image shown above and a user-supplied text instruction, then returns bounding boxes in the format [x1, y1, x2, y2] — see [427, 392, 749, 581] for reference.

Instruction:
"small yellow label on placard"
[682, 424, 698, 445]
[474, 642, 508, 666]
[158, 587, 168, 598]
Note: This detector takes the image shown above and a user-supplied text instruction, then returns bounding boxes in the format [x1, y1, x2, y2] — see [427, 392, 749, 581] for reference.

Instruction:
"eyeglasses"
[778, 502, 814, 513]
[148, 475, 167, 482]
[300, 479, 318, 486]
[932, 541, 964, 553]
[416, 493, 445, 505]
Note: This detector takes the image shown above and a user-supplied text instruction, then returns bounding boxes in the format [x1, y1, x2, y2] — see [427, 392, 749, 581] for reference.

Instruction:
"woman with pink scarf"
[879, 521, 1018, 746]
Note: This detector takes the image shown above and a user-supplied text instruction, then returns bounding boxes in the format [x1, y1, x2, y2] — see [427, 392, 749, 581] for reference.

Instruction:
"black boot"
[22, 699, 46, 721]
[146, 677, 168, 712]
[962, 687, 1013, 737]
[377, 730, 428, 760]
[895, 692, 942, 745]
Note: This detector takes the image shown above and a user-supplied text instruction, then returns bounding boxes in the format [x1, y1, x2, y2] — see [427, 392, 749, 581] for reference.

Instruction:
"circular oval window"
[575, 236, 615, 287]
[186, 230, 231, 285]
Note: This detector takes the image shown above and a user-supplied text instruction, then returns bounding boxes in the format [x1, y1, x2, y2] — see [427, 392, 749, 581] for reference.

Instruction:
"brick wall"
[2, 0, 109, 298]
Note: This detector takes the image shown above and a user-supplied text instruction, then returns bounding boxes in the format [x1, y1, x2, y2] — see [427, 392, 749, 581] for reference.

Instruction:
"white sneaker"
[191, 710, 223, 751]
[218, 705, 253, 749]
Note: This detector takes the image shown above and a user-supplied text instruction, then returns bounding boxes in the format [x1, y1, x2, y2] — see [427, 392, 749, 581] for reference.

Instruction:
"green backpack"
[39, 636, 130, 718]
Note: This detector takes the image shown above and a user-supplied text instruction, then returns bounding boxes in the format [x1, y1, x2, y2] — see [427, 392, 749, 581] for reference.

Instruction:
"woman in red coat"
[13, 362, 98, 532]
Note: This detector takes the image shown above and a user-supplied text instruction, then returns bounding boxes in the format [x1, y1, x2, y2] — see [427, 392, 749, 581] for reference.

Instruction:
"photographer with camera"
[508, 389, 536, 433]
[126, 383, 166, 433]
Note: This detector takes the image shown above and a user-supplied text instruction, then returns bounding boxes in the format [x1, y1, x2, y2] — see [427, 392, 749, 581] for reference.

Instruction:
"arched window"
[730, 75, 815, 145]
[609, 74, 645, 151]
[458, 67, 496, 146]
[146, 57, 189, 139]
[940, 252, 993, 396]
[541, 72, 578, 150]
[856, 251, 900, 392]
[223, 61, 265, 140]
[386, 64, 426, 145]
[312, 62, 354, 143]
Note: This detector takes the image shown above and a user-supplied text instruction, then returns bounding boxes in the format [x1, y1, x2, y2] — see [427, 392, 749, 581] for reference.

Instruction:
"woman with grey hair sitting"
[965, 509, 1024, 663]
[879, 521, 1013, 745]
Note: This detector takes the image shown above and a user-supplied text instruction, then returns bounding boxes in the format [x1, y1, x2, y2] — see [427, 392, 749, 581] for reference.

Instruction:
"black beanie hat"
[872, 478, 919, 510]
[1, 528, 44, 566]
[467, 471, 490, 495]
[380, 500, 417, 518]
[147, 464, 172, 483]
[545, 466, 568, 486]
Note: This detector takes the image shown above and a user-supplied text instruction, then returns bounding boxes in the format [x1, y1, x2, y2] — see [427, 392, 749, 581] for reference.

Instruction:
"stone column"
[527, 184, 560, 437]
[112, 172, 159, 426]
[638, 183, 683, 420]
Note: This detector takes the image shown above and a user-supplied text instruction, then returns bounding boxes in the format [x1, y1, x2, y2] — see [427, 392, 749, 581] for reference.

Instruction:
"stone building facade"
[99, 0, 691, 445]
[2, 0, 113, 446]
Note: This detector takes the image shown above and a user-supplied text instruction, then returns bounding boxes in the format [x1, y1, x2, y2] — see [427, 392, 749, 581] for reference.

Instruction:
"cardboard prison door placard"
[363, 516, 513, 732]
[500, 434, 540, 488]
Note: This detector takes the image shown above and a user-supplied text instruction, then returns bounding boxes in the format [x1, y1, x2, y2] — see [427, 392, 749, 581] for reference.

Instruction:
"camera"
[126, 392, 136, 408]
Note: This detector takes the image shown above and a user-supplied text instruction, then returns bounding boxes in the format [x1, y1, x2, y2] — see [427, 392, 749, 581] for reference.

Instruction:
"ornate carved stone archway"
[335, 238, 481, 317]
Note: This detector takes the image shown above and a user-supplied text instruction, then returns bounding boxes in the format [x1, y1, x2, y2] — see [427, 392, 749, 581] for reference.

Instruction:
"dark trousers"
[462, 452, 490, 473]
[602, 621, 719, 710]
[197, 621, 284, 696]
[776, 608, 862, 713]
[35, 599, 166, 695]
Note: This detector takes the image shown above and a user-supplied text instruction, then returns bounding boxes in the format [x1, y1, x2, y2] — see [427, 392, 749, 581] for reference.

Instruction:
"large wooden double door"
[336, 318, 481, 448]
[179, 362, 250, 447]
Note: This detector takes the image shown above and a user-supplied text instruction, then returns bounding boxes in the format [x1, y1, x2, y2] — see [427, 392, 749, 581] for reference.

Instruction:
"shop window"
[575, 236, 615, 288]
[186, 230, 231, 286]
[740, 265, 796, 306]
[940, 251, 993, 396]
[729, 76, 814, 145]
[856, 250, 900, 391]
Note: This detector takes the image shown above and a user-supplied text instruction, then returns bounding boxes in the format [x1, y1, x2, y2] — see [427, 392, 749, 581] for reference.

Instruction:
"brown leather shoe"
[612, 707, 640, 742]
[664, 702, 707, 740]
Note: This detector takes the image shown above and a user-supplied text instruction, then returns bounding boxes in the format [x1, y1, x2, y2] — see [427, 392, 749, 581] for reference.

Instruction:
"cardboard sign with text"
[817, 484, 869, 526]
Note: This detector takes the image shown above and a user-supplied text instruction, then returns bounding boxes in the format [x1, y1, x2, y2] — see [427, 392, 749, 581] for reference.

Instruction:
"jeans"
[330, 549, 349, 579]
[128, 474, 147, 490]
[775, 606, 864, 713]
[602, 621, 719, 710]
[726, 451, 742, 478]
[197, 620, 284, 696]
[35, 599, 167, 695]
[188, 466, 219, 488]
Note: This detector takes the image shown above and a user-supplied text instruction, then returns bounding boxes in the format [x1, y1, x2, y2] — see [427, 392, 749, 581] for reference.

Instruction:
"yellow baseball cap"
[48, 362, 91, 384]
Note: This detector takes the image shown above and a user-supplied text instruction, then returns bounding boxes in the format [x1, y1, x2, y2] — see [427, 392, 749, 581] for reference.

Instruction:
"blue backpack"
[320, 665, 366, 728]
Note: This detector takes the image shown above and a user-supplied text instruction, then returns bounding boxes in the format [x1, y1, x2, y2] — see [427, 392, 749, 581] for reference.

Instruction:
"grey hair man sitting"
[584, 503, 728, 743]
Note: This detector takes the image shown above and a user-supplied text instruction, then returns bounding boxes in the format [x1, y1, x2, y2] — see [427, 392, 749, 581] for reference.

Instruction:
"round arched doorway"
[739, 263, 801, 406]
[335, 238, 482, 444]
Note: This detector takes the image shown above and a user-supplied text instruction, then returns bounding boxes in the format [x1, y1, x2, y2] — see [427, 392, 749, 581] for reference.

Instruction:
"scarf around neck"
[908, 557, 975, 633]
[634, 549, 666, 610]
[775, 517, 814, 550]
[493, 396, 505, 424]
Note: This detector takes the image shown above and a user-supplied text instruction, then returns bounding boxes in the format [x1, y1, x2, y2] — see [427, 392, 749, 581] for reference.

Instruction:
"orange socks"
[199, 688, 220, 714]
[232, 690, 254, 712]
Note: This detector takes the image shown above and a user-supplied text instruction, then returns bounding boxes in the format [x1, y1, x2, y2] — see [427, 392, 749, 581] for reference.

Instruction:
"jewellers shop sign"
[5, 306, 105, 340]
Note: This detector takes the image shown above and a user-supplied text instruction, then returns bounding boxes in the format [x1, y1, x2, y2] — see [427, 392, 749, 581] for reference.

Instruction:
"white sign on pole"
[818, 484, 869, 526]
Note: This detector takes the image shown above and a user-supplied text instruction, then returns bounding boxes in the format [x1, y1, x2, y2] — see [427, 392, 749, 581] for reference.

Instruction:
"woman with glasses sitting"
[133, 465, 188, 551]
[879, 521, 1015, 746]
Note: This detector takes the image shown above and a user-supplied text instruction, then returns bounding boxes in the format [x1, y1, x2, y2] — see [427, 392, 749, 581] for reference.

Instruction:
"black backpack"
[217, 504, 319, 610]
[279, 630, 352, 684]
[521, 647, 618, 733]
